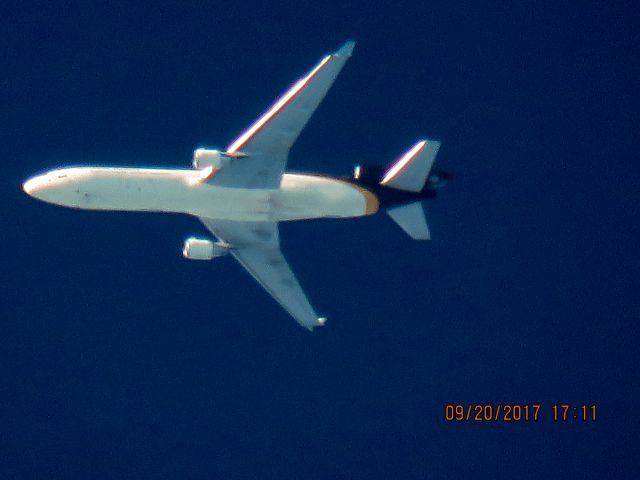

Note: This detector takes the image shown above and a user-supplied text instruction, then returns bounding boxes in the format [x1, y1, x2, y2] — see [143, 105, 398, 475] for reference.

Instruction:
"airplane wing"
[209, 41, 355, 189]
[199, 217, 326, 330]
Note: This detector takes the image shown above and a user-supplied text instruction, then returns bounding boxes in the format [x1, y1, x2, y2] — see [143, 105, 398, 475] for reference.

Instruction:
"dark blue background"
[2, 1, 637, 478]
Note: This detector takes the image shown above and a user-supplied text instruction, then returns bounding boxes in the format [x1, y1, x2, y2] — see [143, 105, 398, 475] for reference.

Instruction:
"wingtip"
[304, 317, 328, 332]
[423, 138, 442, 146]
[336, 41, 355, 57]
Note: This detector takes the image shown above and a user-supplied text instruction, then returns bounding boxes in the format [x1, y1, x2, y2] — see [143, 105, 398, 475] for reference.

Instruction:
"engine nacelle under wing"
[182, 237, 230, 260]
[192, 149, 231, 170]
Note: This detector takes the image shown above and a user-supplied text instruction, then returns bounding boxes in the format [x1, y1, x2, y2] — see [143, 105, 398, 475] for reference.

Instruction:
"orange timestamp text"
[444, 404, 597, 422]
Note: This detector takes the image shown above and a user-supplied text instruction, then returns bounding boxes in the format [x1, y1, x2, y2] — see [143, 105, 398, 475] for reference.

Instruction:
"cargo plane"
[22, 41, 448, 330]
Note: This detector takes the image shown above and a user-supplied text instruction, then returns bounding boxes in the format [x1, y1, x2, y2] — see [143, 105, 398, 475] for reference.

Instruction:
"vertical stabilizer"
[386, 202, 431, 240]
[380, 140, 441, 192]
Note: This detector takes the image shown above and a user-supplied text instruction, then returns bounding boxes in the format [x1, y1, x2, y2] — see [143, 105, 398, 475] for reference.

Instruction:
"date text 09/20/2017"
[444, 404, 597, 422]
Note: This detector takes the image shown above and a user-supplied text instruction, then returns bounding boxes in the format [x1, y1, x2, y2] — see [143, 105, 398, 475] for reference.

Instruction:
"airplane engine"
[192, 148, 231, 170]
[352, 165, 385, 184]
[182, 238, 230, 260]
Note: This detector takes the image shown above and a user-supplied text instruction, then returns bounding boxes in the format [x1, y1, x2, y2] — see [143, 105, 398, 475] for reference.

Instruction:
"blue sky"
[1, 1, 637, 478]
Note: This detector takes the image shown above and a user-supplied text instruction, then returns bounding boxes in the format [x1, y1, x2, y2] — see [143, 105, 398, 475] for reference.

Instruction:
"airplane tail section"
[380, 140, 441, 192]
[378, 140, 442, 240]
[386, 201, 431, 240]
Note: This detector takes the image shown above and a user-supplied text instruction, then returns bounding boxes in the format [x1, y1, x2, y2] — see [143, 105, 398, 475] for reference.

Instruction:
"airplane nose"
[22, 173, 58, 202]
[23, 170, 81, 206]
[23, 175, 45, 197]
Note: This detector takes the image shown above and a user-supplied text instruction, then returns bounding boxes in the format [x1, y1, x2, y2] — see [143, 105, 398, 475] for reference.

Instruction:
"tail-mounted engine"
[182, 237, 230, 260]
[352, 164, 385, 187]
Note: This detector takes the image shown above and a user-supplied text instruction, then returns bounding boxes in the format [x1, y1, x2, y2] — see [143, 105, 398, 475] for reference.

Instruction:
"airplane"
[22, 41, 449, 331]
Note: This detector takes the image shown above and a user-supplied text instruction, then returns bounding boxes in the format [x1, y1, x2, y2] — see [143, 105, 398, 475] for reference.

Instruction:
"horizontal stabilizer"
[380, 140, 441, 192]
[387, 202, 431, 240]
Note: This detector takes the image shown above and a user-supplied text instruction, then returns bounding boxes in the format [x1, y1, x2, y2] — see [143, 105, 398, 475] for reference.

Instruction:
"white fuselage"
[22, 167, 378, 221]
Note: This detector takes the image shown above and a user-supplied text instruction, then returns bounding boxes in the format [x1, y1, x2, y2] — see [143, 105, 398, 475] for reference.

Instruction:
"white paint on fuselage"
[22, 167, 372, 222]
